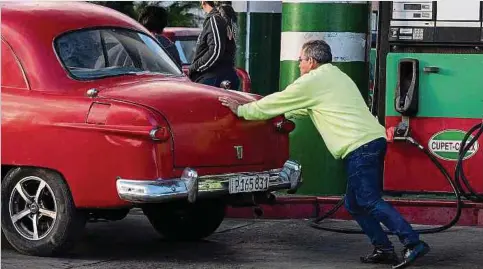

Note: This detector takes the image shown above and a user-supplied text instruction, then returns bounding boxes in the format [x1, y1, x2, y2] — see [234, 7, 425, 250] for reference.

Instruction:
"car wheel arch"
[1, 165, 74, 203]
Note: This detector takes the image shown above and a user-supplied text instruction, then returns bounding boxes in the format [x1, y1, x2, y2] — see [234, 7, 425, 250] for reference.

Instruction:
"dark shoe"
[392, 241, 430, 269]
[360, 247, 400, 265]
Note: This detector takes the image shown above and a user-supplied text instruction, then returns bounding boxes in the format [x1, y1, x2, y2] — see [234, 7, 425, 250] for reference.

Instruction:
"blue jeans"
[344, 137, 420, 250]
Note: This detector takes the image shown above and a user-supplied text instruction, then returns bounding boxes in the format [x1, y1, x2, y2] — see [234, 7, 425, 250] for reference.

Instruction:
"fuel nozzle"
[392, 120, 422, 148]
[394, 121, 409, 139]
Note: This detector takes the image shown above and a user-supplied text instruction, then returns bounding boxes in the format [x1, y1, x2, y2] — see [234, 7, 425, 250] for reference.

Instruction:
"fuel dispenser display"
[388, 2, 483, 44]
[375, 1, 483, 195]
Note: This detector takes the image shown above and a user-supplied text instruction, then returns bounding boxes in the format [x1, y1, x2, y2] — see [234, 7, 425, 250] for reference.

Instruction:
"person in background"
[219, 40, 430, 269]
[138, 5, 182, 67]
[188, 1, 240, 90]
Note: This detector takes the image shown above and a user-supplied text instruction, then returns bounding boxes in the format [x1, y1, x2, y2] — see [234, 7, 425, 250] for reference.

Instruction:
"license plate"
[229, 174, 270, 194]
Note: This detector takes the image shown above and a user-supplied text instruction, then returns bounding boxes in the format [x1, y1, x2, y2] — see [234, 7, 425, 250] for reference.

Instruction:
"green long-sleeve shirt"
[237, 63, 386, 159]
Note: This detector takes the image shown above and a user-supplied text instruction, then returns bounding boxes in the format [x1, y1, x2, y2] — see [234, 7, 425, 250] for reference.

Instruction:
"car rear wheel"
[1, 168, 86, 256]
[142, 199, 225, 241]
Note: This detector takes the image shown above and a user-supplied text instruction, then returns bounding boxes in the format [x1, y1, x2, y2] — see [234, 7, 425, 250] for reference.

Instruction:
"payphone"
[374, 1, 483, 195]
[394, 58, 419, 116]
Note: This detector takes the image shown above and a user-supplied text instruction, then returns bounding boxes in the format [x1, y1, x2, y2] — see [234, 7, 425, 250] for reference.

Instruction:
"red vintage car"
[163, 27, 252, 92]
[1, 2, 301, 256]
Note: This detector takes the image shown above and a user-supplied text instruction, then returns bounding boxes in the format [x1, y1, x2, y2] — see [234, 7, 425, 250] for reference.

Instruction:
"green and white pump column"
[233, 1, 282, 96]
[280, 1, 371, 195]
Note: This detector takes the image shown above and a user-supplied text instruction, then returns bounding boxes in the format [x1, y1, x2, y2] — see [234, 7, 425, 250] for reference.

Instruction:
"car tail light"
[149, 126, 170, 141]
[273, 117, 296, 133]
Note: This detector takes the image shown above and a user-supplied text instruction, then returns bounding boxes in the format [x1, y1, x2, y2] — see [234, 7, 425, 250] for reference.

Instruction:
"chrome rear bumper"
[116, 160, 302, 203]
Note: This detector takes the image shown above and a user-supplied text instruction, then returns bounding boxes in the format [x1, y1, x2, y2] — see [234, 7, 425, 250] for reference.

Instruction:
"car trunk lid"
[98, 79, 275, 168]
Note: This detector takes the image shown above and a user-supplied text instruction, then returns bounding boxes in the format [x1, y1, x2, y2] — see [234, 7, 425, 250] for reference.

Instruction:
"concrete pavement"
[2, 212, 483, 269]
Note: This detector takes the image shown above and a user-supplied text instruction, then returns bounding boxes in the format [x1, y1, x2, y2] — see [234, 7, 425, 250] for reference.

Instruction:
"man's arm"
[234, 77, 317, 120]
[189, 16, 227, 73]
[285, 109, 309, 119]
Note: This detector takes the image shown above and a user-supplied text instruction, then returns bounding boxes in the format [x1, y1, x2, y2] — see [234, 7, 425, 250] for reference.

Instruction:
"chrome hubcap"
[29, 203, 40, 214]
[9, 176, 57, 241]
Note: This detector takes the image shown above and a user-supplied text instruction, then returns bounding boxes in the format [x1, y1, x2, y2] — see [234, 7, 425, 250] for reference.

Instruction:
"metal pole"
[280, 0, 371, 195]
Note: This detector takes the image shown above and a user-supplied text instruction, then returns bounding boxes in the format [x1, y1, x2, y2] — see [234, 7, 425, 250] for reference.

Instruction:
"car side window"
[1, 39, 28, 89]
[57, 30, 103, 69]
[94, 31, 135, 69]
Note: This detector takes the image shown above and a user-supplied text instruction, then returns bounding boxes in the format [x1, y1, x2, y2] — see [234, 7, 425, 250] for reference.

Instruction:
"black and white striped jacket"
[188, 9, 236, 81]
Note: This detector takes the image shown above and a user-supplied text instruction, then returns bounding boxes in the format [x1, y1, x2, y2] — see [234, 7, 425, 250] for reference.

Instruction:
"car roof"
[164, 27, 202, 37]
[1, 2, 146, 37]
[1, 2, 152, 92]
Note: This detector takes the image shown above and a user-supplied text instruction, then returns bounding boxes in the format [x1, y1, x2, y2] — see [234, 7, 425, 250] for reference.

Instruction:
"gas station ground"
[2, 211, 483, 269]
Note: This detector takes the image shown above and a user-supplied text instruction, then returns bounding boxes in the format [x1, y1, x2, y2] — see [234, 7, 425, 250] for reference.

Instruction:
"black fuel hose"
[454, 122, 483, 202]
[309, 137, 463, 234]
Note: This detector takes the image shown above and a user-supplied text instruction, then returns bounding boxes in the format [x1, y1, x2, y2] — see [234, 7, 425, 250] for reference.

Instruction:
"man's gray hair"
[302, 40, 332, 64]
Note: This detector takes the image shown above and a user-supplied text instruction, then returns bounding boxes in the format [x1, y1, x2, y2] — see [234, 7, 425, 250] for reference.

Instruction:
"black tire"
[1, 230, 13, 249]
[142, 199, 226, 241]
[1, 167, 86, 256]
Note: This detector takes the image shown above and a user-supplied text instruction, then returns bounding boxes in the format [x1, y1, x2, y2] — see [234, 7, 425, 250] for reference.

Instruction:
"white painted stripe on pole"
[250, 1, 282, 13]
[232, 1, 248, 13]
[280, 32, 366, 62]
[233, 1, 282, 13]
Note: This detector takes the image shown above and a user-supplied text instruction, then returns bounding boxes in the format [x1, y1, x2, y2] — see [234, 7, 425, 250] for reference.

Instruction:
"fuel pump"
[374, 1, 483, 196]
[310, 1, 482, 234]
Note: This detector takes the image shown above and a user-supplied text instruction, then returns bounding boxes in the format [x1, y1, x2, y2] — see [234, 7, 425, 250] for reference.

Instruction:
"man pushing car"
[218, 40, 430, 269]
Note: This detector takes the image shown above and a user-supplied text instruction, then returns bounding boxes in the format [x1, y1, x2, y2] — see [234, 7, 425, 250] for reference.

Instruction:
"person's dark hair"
[216, 2, 237, 24]
[302, 40, 333, 64]
[202, 1, 216, 8]
[138, 5, 168, 33]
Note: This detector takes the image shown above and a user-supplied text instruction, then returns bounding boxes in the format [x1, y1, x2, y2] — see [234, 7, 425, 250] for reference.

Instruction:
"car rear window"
[55, 28, 183, 80]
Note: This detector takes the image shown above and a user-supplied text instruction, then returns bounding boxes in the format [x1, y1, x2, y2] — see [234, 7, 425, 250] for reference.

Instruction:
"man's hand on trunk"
[219, 97, 241, 115]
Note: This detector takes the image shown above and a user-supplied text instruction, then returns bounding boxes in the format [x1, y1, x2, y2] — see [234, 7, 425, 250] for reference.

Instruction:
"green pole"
[233, 1, 282, 96]
[280, 1, 371, 196]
